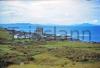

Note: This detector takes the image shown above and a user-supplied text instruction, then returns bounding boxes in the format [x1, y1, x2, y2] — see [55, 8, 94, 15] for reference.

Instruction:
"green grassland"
[0, 40, 100, 68]
[0, 29, 100, 68]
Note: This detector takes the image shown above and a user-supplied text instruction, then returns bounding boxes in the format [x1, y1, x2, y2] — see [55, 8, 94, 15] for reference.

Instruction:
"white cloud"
[0, 0, 100, 25]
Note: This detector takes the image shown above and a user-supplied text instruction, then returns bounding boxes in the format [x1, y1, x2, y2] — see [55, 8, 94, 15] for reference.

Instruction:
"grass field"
[8, 62, 100, 68]
[0, 41, 100, 68]
[44, 41, 100, 52]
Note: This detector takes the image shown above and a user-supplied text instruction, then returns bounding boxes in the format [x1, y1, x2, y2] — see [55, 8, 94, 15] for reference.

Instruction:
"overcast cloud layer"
[0, 0, 100, 25]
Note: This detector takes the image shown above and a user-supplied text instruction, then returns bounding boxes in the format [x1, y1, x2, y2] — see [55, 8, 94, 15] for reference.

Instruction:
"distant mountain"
[75, 23, 98, 26]
[0, 23, 99, 29]
[0, 23, 41, 29]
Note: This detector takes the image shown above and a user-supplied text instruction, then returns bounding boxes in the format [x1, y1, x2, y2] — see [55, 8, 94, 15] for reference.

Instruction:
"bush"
[0, 29, 12, 44]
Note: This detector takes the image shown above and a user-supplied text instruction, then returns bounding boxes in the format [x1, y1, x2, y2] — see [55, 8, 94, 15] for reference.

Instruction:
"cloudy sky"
[0, 0, 100, 25]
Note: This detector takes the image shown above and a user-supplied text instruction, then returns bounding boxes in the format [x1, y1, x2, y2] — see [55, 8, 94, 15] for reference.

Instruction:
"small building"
[32, 27, 44, 41]
[35, 27, 43, 36]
